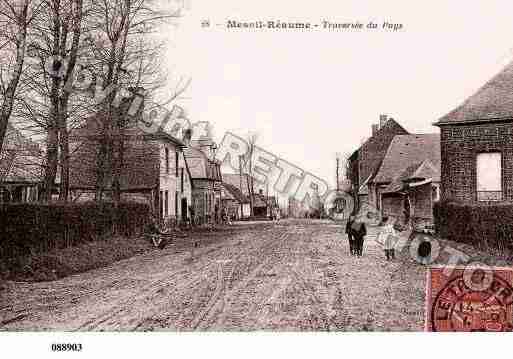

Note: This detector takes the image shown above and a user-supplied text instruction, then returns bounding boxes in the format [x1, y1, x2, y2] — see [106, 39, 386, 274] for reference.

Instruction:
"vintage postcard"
[1, 0, 513, 357]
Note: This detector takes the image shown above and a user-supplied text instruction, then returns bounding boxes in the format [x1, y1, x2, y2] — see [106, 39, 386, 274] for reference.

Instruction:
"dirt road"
[0, 220, 427, 331]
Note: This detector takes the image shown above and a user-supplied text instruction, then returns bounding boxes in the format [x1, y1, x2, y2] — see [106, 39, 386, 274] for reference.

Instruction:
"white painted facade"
[158, 142, 192, 222]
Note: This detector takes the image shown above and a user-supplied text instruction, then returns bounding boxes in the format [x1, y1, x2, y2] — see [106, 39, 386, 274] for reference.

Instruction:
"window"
[159, 190, 164, 219]
[175, 191, 179, 217]
[476, 152, 502, 201]
[165, 148, 169, 174]
[432, 185, 440, 202]
[164, 190, 169, 217]
[181, 168, 184, 192]
[175, 151, 179, 177]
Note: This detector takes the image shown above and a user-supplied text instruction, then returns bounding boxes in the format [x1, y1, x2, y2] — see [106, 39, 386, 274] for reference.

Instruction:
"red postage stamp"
[426, 266, 513, 332]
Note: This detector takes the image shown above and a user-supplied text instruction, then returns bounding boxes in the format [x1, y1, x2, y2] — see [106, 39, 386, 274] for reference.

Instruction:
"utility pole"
[266, 180, 269, 217]
[336, 153, 340, 193]
[239, 155, 244, 218]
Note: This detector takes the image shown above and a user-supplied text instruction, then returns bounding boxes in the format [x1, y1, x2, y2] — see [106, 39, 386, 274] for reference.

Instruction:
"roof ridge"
[435, 59, 513, 125]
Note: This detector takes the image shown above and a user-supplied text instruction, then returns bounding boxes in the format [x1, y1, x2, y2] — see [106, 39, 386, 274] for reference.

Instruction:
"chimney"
[379, 114, 388, 129]
[371, 124, 379, 136]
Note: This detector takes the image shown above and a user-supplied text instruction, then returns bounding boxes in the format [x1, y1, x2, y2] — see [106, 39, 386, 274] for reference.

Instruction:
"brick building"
[434, 61, 513, 203]
[347, 115, 409, 210]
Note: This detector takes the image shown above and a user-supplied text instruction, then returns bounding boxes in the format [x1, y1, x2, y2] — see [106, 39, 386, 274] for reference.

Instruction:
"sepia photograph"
[1, 0, 513, 357]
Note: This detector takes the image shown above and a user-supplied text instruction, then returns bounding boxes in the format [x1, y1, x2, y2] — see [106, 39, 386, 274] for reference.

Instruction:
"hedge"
[0, 201, 150, 262]
[433, 200, 513, 254]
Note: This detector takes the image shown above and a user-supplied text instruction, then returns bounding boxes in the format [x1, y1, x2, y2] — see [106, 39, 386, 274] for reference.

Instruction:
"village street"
[0, 220, 426, 331]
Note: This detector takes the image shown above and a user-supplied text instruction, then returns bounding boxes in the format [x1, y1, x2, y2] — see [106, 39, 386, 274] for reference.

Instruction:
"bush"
[0, 201, 150, 263]
[433, 200, 513, 253]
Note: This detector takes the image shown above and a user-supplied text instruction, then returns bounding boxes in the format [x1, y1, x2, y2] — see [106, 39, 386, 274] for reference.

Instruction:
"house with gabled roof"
[183, 134, 223, 224]
[221, 182, 250, 219]
[222, 172, 277, 218]
[69, 99, 193, 224]
[372, 134, 441, 227]
[0, 124, 42, 203]
[347, 115, 409, 210]
[434, 61, 513, 203]
[222, 173, 266, 197]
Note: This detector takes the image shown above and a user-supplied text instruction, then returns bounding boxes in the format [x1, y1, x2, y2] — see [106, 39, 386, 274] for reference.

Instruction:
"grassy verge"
[0, 236, 152, 282]
[0, 223, 270, 284]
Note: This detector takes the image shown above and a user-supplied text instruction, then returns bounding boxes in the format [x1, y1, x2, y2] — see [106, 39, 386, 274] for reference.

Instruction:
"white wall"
[159, 142, 179, 218]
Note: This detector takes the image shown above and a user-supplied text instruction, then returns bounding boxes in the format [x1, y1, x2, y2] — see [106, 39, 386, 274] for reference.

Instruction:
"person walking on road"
[345, 215, 356, 256]
[379, 216, 397, 261]
[351, 216, 367, 257]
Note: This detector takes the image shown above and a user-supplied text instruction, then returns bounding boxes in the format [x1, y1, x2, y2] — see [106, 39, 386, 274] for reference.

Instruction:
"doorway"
[181, 198, 188, 222]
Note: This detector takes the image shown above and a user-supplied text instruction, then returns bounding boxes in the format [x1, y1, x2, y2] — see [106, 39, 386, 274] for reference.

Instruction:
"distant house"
[252, 189, 278, 218]
[222, 173, 266, 198]
[266, 195, 279, 217]
[434, 61, 513, 203]
[221, 182, 250, 219]
[184, 147, 222, 223]
[0, 124, 42, 203]
[69, 103, 193, 224]
[373, 134, 441, 227]
[184, 136, 223, 224]
[222, 173, 276, 218]
[347, 115, 409, 211]
[287, 195, 317, 218]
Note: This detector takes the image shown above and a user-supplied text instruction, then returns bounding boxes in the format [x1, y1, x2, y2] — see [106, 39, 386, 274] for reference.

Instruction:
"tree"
[0, 0, 40, 154]
[83, 0, 187, 204]
[3, 0, 188, 204]
[8, 0, 89, 201]
[40, 0, 85, 201]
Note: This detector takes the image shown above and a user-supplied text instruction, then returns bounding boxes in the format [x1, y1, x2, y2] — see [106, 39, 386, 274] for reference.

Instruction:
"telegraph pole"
[336, 153, 340, 193]
[239, 155, 244, 218]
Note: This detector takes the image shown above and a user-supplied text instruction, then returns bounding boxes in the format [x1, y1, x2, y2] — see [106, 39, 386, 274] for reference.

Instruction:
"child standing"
[379, 216, 397, 260]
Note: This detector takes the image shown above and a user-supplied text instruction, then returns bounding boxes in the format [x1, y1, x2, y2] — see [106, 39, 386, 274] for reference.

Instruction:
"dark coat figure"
[146, 215, 167, 250]
[345, 215, 357, 256]
[351, 218, 367, 257]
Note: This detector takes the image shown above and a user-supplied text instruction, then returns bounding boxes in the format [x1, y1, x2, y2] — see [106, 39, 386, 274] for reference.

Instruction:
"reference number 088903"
[51, 343, 83, 352]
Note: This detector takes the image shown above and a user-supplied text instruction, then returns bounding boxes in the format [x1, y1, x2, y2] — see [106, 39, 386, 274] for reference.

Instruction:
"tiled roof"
[373, 134, 440, 185]
[184, 146, 221, 180]
[436, 61, 513, 125]
[69, 115, 182, 190]
[221, 182, 249, 203]
[72, 115, 185, 147]
[382, 159, 438, 194]
[357, 118, 409, 188]
[222, 173, 249, 195]
[0, 124, 42, 183]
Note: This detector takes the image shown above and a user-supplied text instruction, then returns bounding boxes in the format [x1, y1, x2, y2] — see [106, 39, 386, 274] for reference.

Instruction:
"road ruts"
[79, 224, 287, 331]
[184, 227, 292, 330]
[1, 220, 431, 331]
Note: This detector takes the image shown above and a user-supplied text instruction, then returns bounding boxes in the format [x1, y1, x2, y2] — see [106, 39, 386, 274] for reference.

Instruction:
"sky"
[163, 0, 513, 188]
